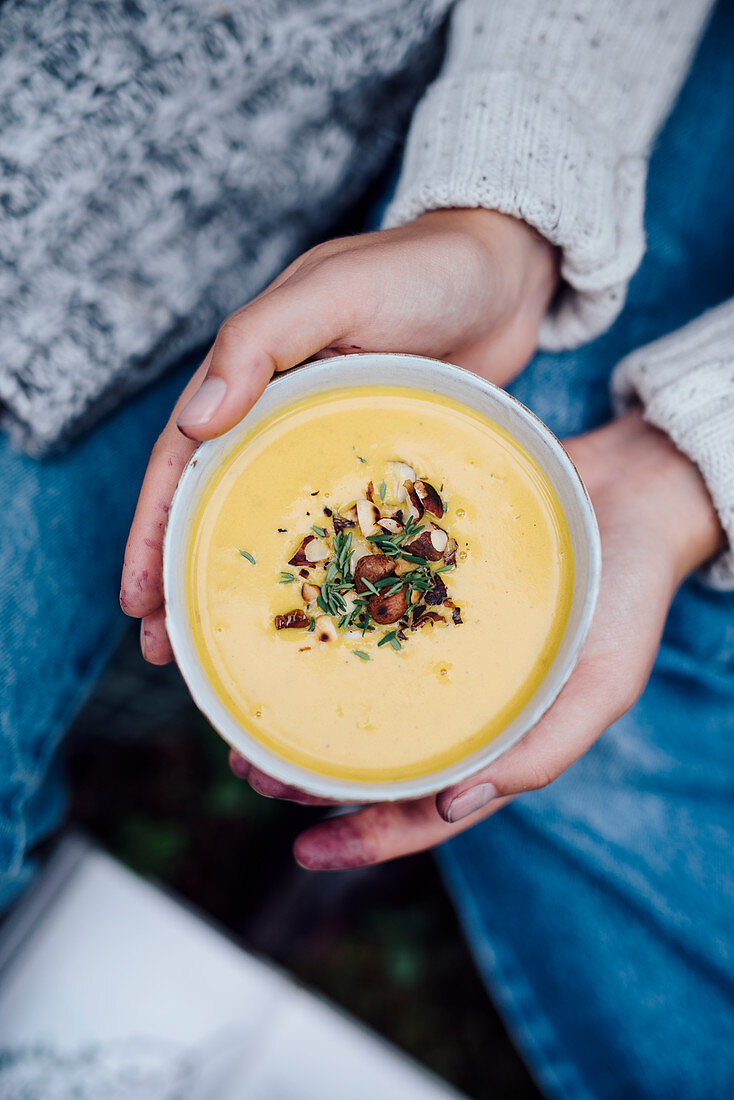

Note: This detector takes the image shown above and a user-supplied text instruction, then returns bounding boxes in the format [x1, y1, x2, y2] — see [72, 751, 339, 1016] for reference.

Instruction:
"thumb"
[176, 260, 357, 440]
[435, 656, 623, 823]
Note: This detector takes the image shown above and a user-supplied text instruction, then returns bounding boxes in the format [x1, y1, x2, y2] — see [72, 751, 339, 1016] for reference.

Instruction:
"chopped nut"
[341, 503, 359, 523]
[369, 588, 408, 624]
[387, 461, 416, 501]
[301, 581, 321, 605]
[349, 544, 372, 574]
[414, 480, 444, 519]
[443, 538, 458, 568]
[366, 480, 375, 502]
[393, 558, 414, 577]
[332, 513, 355, 534]
[275, 609, 310, 630]
[353, 553, 395, 594]
[425, 572, 448, 605]
[314, 615, 338, 642]
[403, 481, 424, 522]
[410, 588, 421, 605]
[356, 498, 381, 537]
[299, 568, 310, 578]
[288, 535, 329, 566]
[411, 606, 445, 630]
[404, 523, 448, 562]
[378, 517, 403, 535]
[451, 606, 463, 625]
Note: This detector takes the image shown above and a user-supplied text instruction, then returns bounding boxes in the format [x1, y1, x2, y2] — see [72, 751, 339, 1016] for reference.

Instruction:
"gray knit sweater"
[0, 0, 449, 453]
[1, 0, 733, 584]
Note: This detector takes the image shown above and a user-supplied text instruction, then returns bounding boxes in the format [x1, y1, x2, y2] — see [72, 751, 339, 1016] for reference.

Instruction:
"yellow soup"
[187, 387, 573, 782]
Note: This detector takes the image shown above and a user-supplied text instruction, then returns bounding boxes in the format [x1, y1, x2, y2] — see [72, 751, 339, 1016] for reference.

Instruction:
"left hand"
[231, 410, 724, 870]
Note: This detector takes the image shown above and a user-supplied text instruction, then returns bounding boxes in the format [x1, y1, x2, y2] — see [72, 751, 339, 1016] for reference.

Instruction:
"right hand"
[120, 207, 558, 662]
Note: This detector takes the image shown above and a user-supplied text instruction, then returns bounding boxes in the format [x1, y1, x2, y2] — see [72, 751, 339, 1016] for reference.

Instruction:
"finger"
[139, 606, 174, 665]
[176, 257, 361, 440]
[120, 356, 210, 619]
[435, 652, 625, 823]
[246, 764, 337, 806]
[294, 793, 511, 871]
[228, 751, 338, 805]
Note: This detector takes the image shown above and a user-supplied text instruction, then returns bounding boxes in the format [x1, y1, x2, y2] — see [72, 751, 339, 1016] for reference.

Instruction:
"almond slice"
[378, 517, 403, 535]
[356, 498, 381, 537]
[403, 481, 424, 523]
[288, 535, 328, 566]
[274, 609, 310, 630]
[404, 523, 448, 562]
[414, 480, 444, 519]
[387, 461, 416, 502]
[314, 615, 338, 642]
[304, 537, 330, 563]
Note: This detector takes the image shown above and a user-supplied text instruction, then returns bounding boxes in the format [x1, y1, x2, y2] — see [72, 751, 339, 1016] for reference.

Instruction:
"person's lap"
[0, 353, 203, 910]
[440, 5, 734, 1097]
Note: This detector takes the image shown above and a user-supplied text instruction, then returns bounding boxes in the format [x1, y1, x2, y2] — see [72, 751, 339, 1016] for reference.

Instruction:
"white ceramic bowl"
[163, 354, 601, 801]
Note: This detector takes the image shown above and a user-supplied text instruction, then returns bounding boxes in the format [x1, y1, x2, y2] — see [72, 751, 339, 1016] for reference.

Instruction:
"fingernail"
[446, 782, 498, 823]
[139, 618, 148, 660]
[294, 820, 373, 871]
[177, 377, 227, 429]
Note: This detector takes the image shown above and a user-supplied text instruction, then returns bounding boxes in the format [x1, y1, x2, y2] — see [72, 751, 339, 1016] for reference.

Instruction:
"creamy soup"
[186, 387, 573, 782]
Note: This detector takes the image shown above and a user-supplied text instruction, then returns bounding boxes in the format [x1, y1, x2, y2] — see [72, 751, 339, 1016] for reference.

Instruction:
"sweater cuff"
[382, 69, 648, 351]
[612, 308, 734, 590]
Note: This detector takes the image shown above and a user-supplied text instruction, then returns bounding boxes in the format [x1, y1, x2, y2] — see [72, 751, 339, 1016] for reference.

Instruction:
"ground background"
[65, 625, 541, 1100]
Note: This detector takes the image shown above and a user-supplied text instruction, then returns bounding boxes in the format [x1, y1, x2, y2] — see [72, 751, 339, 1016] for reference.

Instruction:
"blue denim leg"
[0, 354, 201, 911]
[439, 4, 734, 1098]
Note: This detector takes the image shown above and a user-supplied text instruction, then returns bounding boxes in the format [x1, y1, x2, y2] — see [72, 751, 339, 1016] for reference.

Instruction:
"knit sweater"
[385, 0, 734, 587]
[2, 0, 733, 584]
[0, 0, 450, 453]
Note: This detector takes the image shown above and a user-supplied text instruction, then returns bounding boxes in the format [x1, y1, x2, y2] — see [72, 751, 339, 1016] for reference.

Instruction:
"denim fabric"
[439, 5, 734, 1098]
[0, 354, 201, 910]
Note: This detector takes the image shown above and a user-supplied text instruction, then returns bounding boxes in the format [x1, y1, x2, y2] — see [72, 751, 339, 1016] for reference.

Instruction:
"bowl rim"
[163, 353, 601, 801]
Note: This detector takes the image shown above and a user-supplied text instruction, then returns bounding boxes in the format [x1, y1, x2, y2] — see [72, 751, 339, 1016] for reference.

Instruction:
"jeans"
[1, 2, 733, 1095]
[0, 354, 201, 910]
[440, 5, 734, 1098]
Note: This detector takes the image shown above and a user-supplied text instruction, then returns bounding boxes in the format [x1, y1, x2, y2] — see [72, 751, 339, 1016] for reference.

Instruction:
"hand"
[233, 411, 724, 870]
[120, 208, 557, 659]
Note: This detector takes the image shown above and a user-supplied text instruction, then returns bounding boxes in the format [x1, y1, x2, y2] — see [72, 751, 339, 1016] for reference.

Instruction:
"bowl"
[163, 354, 601, 801]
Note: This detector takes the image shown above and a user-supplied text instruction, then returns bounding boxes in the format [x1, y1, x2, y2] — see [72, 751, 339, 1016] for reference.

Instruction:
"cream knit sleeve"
[383, 0, 714, 350]
[612, 301, 734, 589]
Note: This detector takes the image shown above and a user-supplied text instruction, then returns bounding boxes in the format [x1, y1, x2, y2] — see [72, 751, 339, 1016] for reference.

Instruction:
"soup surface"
[186, 386, 573, 781]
